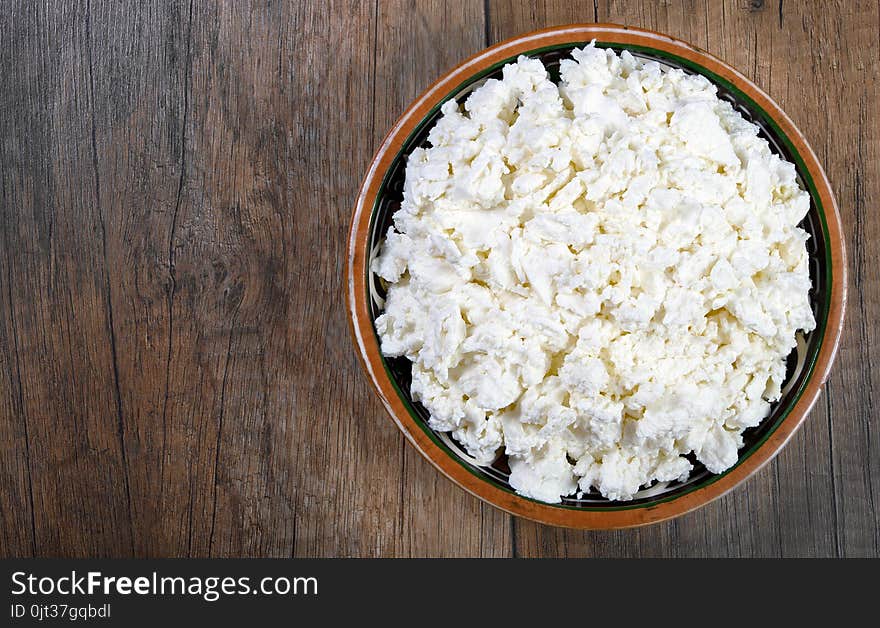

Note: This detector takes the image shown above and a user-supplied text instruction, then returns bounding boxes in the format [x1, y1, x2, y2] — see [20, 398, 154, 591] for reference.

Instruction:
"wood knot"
[749, 0, 765, 10]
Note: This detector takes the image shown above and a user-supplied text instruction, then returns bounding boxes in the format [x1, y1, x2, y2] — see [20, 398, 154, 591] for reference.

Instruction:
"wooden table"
[1, 0, 876, 558]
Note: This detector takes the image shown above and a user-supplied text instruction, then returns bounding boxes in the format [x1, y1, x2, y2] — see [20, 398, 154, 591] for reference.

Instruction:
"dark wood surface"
[0, 0, 876, 558]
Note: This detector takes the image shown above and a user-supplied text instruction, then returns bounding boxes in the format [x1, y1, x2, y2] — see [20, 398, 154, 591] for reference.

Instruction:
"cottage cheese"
[372, 44, 815, 503]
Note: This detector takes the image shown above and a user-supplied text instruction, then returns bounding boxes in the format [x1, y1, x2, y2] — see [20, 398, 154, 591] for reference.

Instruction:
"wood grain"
[373, 0, 513, 557]
[0, 0, 876, 557]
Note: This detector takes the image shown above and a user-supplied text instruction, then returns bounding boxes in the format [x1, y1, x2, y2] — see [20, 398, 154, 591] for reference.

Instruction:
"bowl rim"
[346, 23, 847, 529]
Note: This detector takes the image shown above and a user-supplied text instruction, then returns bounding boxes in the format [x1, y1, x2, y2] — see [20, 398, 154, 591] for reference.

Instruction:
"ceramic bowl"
[346, 24, 846, 528]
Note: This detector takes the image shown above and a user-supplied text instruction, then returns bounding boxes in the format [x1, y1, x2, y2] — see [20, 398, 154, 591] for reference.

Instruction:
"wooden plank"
[82, 0, 203, 558]
[169, 1, 302, 559]
[602, 0, 785, 558]
[0, 223, 35, 556]
[805, 0, 880, 558]
[0, 0, 135, 557]
[0, 0, 37, 555]
[268, 0, 402, 558]
[704, 0, 849, 559]
[373, 0, 512, 558]
[0, 82, 36, 556]
[130, 0, 404, 557]
[486, 0, 867, 556]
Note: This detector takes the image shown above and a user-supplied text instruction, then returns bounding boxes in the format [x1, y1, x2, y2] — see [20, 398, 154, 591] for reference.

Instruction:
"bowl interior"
[365, 42, 831, 510]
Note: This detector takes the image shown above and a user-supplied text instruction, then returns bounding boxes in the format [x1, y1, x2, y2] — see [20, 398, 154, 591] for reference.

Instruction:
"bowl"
[346, 24, 846, 528]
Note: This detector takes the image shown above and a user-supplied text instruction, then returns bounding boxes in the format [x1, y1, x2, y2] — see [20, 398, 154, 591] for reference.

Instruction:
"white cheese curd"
[372, 44, 815, 503]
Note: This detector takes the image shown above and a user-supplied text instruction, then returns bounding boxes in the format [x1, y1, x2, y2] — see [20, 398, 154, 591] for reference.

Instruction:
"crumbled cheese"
[372, 44, 815, 503]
